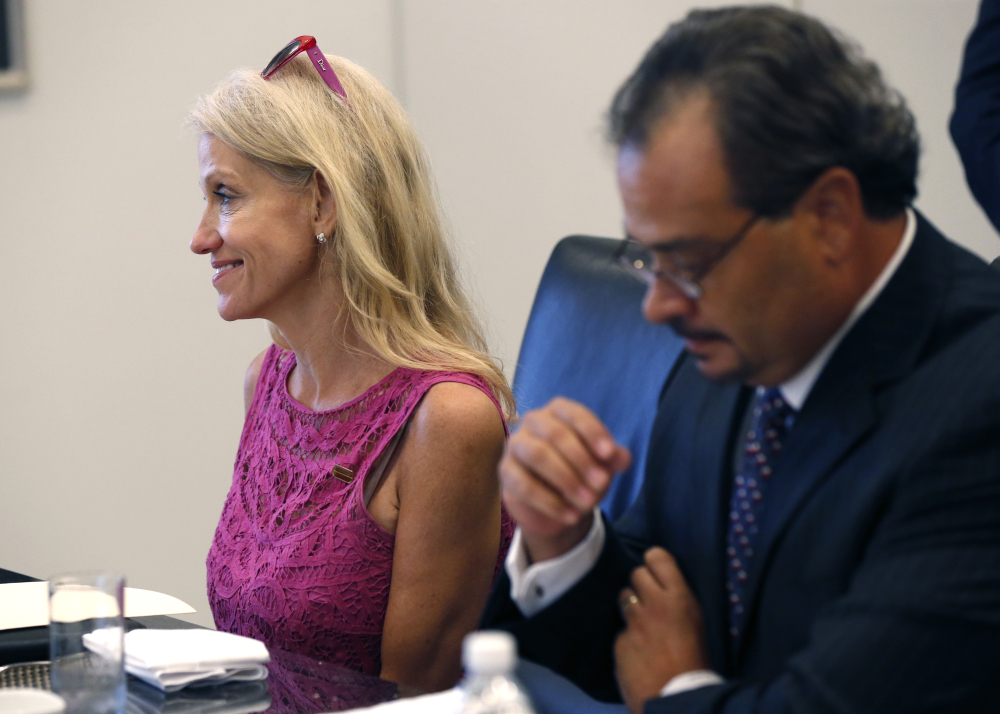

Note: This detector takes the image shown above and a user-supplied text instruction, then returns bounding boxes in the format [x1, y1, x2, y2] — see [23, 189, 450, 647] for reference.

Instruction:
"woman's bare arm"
[377, 381, 506, 692]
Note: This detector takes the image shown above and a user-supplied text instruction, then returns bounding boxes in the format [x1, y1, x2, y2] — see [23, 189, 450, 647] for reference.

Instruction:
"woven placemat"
[0, 661, 51, 690]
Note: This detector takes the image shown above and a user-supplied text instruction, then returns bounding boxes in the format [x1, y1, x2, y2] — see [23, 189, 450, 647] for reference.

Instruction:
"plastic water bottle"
[460, 631, 537, 714]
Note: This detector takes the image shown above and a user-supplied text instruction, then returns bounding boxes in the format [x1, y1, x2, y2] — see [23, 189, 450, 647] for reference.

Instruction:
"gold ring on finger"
[620, 593, 640, 617]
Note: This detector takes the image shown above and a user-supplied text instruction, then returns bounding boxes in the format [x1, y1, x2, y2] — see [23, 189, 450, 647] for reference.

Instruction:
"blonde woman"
[192, 37, 514, 692]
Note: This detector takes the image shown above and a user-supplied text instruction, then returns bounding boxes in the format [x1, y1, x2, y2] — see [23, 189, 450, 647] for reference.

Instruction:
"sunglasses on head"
[262, 35, 348, 101]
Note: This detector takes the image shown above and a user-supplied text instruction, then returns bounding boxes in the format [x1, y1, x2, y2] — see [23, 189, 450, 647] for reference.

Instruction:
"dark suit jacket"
[952, 0, 1000, 235]
[483, 214, 1000, 712]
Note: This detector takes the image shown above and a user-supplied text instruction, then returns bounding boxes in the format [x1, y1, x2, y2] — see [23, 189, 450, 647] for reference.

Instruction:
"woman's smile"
[211, 260, 244, 284]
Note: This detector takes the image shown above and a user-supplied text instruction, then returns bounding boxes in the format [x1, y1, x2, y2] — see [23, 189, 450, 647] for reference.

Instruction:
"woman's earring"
[316, 233, 327, 244]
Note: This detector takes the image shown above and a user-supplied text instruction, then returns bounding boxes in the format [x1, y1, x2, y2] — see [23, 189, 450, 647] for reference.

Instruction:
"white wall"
[0, 1, 994, 628]
[400, 0, 792, 370]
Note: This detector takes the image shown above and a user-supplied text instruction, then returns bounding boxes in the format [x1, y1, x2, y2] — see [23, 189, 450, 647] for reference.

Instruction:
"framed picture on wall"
[0, 0, 27, 92]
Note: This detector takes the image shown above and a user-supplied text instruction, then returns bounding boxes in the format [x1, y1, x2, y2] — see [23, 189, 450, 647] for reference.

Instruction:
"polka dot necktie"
[726, 386, 796, 641]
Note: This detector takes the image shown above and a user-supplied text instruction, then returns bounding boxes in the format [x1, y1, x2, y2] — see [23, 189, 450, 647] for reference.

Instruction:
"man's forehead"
[616, 95, 735, 243]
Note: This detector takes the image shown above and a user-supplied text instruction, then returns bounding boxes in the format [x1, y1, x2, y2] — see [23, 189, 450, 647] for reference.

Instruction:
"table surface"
[0, 568, 401, 713]
[123, 645, 400, 713]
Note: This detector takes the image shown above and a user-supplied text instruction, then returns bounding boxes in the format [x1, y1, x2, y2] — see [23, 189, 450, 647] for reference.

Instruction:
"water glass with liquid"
[48, 572, 126, 714]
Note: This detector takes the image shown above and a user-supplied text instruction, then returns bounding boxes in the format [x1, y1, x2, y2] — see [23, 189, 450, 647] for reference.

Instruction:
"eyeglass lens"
[624, 246, 655, 275]
[615, 241, 705, 298]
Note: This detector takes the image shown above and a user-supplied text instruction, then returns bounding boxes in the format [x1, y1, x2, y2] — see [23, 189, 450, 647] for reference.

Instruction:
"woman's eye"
[212, 190, 237, 209]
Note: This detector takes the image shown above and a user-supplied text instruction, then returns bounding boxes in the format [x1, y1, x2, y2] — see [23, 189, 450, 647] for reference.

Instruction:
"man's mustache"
[668, 319, 728, 342]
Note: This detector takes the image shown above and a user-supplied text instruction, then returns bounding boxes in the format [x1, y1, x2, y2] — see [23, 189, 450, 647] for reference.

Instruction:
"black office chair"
[512, 236, 686, 520]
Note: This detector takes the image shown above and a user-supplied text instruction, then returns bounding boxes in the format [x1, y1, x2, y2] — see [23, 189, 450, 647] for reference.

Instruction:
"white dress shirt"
[505, 209, 917, 697]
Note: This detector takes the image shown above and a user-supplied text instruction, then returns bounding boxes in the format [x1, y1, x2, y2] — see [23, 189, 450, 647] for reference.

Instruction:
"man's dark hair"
[608, 5, 919, 219]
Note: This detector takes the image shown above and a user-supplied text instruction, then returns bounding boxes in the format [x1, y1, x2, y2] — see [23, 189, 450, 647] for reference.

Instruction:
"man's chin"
[686, 344, 746, 384]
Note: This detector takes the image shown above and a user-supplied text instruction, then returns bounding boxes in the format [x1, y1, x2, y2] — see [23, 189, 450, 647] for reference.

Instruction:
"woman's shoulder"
[402, 370, 504, 424]
[405, 380, 506, 467]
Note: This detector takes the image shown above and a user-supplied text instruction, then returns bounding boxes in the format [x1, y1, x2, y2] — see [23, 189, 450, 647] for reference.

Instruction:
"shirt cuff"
[506, 510, 605, 617]
[658, 670, 725, 697]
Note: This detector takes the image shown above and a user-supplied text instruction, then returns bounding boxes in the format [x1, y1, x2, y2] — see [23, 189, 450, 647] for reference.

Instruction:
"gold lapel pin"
[331, 465, 355, 484]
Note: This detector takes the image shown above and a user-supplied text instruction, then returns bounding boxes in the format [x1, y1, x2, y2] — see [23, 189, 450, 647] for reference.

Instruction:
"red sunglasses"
[262, 35, 348, 101]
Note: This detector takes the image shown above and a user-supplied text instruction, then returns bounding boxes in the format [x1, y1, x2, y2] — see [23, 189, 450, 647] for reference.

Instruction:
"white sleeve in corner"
[505, 510, 605, 617]
[658, 670, 725, 697]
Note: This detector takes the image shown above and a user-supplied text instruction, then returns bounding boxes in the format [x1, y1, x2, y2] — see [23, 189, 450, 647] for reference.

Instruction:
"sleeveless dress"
[206, 345, 513, 675]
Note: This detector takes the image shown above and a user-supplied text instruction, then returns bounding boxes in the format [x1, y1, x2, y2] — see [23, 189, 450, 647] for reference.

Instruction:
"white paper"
[0, 582, 195, 630]
[50, 586, 121, 621]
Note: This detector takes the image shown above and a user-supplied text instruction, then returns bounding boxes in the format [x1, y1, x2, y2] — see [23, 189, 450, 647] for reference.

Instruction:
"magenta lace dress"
[206, 345, 513, 675]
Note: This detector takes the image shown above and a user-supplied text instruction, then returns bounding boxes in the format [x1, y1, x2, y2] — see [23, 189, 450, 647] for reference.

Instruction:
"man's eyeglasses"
[262, 35, 348, 102]
[613, 213, 759, 299]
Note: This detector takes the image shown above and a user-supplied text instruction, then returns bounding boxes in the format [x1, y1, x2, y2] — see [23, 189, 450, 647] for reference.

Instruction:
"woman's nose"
[190, 214, 222, 255]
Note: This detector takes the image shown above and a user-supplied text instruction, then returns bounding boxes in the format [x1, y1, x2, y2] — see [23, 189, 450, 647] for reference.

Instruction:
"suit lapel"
[734, 371, 877, 662]
[733, 213, 949, 664]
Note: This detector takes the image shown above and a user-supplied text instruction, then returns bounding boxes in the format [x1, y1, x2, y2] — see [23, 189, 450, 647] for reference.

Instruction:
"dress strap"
[362, 416, 410, 508]
[418, 372, 509, 437]
[361, 371, 506, 506]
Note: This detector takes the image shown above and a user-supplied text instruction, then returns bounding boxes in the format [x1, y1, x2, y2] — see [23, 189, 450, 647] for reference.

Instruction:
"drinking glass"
[48, 572, 126, 714]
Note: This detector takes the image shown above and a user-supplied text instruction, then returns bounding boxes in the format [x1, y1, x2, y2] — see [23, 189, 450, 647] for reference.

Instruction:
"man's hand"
[615, 547, 709, 714]
[499, 397, 631, 563]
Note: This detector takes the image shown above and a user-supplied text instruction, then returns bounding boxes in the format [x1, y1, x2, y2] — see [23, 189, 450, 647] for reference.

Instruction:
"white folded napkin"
[84, 629, 270, 693]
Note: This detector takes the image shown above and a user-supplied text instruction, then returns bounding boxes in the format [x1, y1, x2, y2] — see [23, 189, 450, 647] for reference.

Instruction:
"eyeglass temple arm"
[303, 45, 348, 101]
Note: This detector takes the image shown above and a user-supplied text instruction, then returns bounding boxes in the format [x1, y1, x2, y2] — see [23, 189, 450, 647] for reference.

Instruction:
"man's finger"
[520, 410, 612, 495]
[619, 587, 641, 622]
[499, 453, 579, 525]
[630, 564, 666, 603]
[549, 397, 630, 466]
[643, 547, 682, 589]
[507, 431, 598, 512]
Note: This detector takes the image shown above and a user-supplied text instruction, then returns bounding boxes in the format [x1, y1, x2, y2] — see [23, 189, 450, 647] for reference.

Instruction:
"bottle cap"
[462, 630, 517, 674]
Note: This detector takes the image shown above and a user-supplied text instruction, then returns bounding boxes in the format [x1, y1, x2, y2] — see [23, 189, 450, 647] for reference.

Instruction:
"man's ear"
[312, 170, 338, 237]
[795, 166, 864, 265]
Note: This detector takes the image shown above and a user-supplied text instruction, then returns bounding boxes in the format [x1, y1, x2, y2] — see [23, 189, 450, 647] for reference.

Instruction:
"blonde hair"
[189, 54, 514, 419]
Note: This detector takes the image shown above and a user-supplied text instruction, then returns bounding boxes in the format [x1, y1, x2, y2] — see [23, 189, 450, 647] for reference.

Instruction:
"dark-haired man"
[484, 6, 1000, 713]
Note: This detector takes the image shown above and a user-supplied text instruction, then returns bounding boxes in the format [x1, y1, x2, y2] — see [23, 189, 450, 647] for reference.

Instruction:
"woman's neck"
[270, 284, 395, 413]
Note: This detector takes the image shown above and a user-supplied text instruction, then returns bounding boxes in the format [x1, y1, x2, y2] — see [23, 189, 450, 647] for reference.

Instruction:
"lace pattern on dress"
[206, 345, 513, 675]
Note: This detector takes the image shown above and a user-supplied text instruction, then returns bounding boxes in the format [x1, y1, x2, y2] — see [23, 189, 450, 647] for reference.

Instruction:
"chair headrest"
[513, 235, 687, 518]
